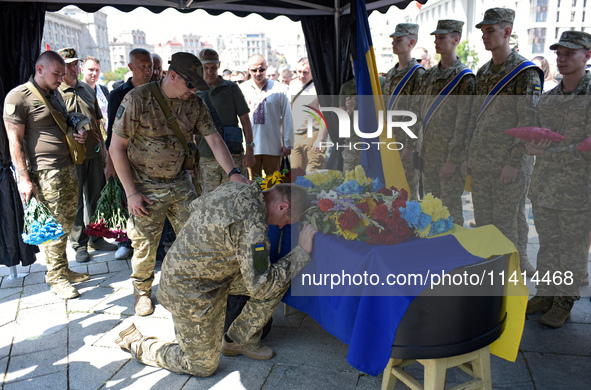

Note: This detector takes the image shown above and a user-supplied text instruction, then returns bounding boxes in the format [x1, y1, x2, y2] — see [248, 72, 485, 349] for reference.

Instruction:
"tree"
[103, 67, 129, 83]
[457, 40, 479, 71]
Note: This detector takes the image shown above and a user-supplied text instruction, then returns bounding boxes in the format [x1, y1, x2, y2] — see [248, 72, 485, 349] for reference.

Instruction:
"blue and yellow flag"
[352, 0, 409, 193]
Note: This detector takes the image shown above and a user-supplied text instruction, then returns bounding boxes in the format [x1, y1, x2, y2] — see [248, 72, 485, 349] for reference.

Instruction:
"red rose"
[318, 198, 335, 212]
[373, 203, 390, 223]
[393, 196, 407, 210]
[388, 217, 413, 241]
[398, 188, 409, 201]
[356, 201, 370, 215]
[366, 225, 387, 245]
[338, 208, 360, 230]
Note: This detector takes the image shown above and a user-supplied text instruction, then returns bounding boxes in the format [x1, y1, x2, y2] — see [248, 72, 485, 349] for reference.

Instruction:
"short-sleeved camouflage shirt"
[113, 80, 216, 182]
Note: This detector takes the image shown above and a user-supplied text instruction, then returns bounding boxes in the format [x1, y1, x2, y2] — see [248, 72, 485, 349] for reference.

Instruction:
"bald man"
[4, 51, 89, 299]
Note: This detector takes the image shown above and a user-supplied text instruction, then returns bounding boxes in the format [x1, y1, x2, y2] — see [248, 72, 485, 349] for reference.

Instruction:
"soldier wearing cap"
[3, 51, 89, 299]
[383, 23, 424, 200]
[115, 183, 318, 376]
[417, 20, 474, 226]
[109, 52, 251, 316]
[525, 31, 591, 328]
[57, 47, 118, 263]
[196, 48, 255, 195]
[461, 8, 541, 274]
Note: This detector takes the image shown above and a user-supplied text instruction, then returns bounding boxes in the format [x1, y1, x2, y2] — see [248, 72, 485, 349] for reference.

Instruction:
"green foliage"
[103, 67, 129, 83]
[457, 40, 479, 71]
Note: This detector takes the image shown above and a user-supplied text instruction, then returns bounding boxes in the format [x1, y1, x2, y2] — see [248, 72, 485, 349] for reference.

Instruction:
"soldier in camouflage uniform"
[4, 51, 89, 299]
[417, 20, 474, 226]
[109, 52, 251, 316]
[525, 31, 591, 328]
[462, 9, 541, 263]
[383, 23, 425, 200]
[115, 182, 317, 376]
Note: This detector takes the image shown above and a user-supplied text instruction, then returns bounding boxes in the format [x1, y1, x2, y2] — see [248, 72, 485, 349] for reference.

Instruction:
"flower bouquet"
[84, 177, 128, 241]
[21, 197, 65, 245]
[296, 165, 454, 245]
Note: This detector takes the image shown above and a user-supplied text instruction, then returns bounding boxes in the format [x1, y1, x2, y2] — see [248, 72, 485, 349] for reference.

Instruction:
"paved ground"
[1, 197, 590, 390]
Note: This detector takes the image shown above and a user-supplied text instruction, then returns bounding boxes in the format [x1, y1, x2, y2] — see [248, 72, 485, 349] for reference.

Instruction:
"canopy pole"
[334, 0, 340, 93]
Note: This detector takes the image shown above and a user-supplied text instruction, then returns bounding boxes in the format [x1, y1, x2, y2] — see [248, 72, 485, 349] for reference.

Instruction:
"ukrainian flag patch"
[252, 242, 269, 274]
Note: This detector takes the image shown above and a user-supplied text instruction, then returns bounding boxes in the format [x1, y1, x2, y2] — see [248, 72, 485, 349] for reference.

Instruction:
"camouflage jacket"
[156, 182, 311, 319]
[113, 80, 216, 183]
[383, 59, 425, 150]
[417, 58, 475, 165]
[530, 72, 591, 210]
[466, 49, 541, 172]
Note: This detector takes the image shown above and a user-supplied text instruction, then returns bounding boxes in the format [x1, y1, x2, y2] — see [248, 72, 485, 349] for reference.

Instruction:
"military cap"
[390, 23, 419, 37]
[431, 20, 464, 35]
[58, 47, 80, 64]
[198, 48, 220, 64]
[549, 31, 591, 50]
[475, 8, 515, 28]
[168, 52, 210, 91]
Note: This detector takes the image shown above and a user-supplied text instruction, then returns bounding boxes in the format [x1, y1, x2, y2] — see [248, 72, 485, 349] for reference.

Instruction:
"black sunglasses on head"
[171, 67, 195, 89]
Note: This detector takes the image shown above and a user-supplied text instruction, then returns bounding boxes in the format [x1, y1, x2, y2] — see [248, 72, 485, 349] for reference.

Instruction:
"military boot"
[221, 334, 274, 360]
[115, 323, 144, 352]
[134, 295, 154, 316]
[50, 278, 80, 299]
[64, 269, 90, 283]
[539, 304, 572, 328]
[526, 296, 553, 314]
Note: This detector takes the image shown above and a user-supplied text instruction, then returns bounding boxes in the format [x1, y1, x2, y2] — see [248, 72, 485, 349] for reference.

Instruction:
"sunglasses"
[250, 67, 267, 73]
[172, 68, 195, 89]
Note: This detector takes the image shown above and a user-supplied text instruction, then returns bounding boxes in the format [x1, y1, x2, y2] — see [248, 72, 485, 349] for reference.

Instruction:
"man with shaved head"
[241, 53, 293, 178]
[4, 50, 89, 299]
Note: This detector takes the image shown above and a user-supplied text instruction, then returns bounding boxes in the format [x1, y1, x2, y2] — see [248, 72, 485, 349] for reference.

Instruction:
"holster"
[183, 141, 199, 170]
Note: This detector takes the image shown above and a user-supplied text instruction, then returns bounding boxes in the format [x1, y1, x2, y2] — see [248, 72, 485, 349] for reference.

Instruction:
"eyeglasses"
[250, 67, 267, 73]
[171, 68, 195, 89]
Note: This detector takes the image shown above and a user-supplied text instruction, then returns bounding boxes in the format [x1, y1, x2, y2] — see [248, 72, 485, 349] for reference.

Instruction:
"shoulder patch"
[116, 105, 125, 119]
[251, 242, 269, 274]
[532, 85, 541, 107]
[4, 103, 15, 116]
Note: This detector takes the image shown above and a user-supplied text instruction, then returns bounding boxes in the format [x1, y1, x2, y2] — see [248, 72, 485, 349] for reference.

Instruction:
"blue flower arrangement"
[21, 197, 65, 246]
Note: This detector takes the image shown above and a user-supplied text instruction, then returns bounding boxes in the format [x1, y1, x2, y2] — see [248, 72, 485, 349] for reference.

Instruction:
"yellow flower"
[261, 171, 286, 190]
[417, 225, 431, 238]
[307, 170, 343, 186]
[335, 218, 359, 240]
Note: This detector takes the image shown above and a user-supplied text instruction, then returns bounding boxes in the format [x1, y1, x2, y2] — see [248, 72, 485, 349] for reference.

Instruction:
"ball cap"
[58, 47, 80, 64]
[198, 48, 220, 64]
[431, 19, 464, 35]
[475, 8, 515, 28]
[549, 31, 591, 50]
[390, 23, 419, 37]
[168, 52, 210, 91]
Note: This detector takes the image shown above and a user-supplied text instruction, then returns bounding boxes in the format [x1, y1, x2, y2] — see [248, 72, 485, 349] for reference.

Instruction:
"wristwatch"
[246, 142, 255, 148]
[228, 167, 241, 178]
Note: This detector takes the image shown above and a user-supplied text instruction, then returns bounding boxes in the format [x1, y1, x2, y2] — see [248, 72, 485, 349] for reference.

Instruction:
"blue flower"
[371, 177, 384, 192]
[417, 213, 432, 231]
[336, 180, 364, 194]
[400, 201, 422, 226]
[295, 176, 314, 188]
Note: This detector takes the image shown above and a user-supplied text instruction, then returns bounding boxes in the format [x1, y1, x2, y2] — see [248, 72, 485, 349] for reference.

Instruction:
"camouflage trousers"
[128, 174, 197, 296]
[196, 155, 243, 196]
[291, 132, 326, 173]
[138, 274, 288, 376]
[342, 148, 361, 173]
[532, 204, 590, 303]
[470, 169, 525, 247]
[32, 166, 79, 284]
[422, 162, 464, 226]
[402, 156, 420, 201]
[517, 155, 534, 262]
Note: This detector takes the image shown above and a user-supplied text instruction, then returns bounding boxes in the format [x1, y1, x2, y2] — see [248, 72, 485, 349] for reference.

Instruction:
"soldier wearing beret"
[461, 8, 541, 276]
[115, 182, 318, 376]
[525, 31, 591, 328]
[383, 23, 425, 200]
[109, 52, 251, 316]
[4, 51, 89, 299]
[417, 20, 475, 226]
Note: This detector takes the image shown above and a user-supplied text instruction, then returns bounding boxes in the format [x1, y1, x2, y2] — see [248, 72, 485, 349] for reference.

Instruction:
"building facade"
[43, 6, 111, 71]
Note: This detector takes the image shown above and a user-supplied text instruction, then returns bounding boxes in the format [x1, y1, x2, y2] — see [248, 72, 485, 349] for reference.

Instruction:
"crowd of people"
[2, 5, 590, 378]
